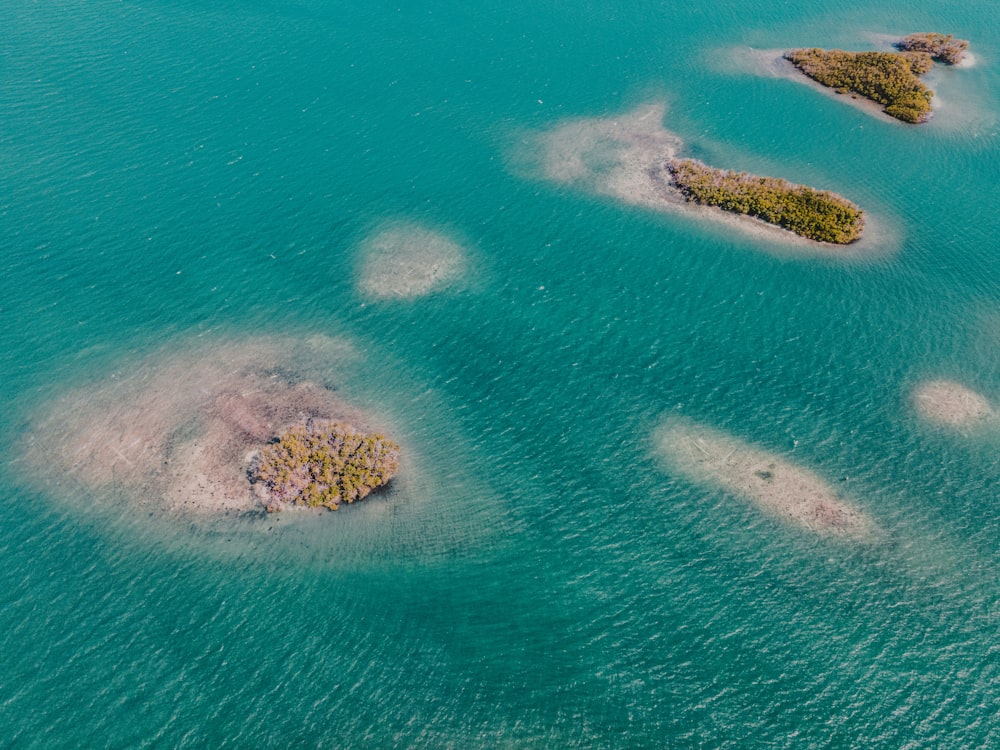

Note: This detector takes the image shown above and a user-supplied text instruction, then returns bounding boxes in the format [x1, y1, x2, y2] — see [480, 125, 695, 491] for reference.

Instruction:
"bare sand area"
[525, 102, 885, 256]
[912, 379, 997, 429]
[358, 221, 466, 300]
[20, 335, 400, 518]
[655, 418, 876, 539]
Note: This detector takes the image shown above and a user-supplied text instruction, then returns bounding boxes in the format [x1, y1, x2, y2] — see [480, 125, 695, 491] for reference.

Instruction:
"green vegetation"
[666, 159, 864, 244]
[249, 420, 400, 511]
[895, 33, 968, 65]
[783, 48, 935, 123]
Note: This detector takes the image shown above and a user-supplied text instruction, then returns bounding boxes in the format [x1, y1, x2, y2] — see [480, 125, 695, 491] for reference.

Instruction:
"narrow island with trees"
[783, 33, 970, 123]
[664, 159, 864, 244]
[535, 103, 870, 248]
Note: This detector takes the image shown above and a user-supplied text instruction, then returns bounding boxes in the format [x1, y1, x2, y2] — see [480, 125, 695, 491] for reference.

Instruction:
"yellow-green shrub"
[250, 420, 400, 510]
[667, 159, 864, 244]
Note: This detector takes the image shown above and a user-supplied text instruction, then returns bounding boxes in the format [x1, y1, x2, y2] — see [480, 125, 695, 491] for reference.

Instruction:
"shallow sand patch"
[655, 418, 875, 539]
[358, 221, 466, 300]
[912, 379, 997, 429]
[524, 102, 882, 255]
[21, 335, 392, 518]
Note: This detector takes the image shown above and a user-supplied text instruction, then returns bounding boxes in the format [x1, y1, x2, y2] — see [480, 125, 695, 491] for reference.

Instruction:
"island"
[655, 417, 876, 540]
[531, 103, 870, 249]
[665, 159, 864, 244]
[249, 419, 400, 512]
[21, 335, 409, 521]
[895, 33, 969, 65]
[783, 33, 970, 123]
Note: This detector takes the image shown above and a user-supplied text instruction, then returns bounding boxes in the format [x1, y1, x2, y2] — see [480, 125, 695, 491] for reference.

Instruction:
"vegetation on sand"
[895, 33, 968, 65]
[666, 159, 864, 244]
[783, 48, 935, 123]
[249, 420, 400, 511]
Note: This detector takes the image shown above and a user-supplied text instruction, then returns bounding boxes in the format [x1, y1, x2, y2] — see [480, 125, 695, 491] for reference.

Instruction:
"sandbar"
[655, 418, 875, 539]
[358, 221, 466, 300]
[912, 379, 997, 429]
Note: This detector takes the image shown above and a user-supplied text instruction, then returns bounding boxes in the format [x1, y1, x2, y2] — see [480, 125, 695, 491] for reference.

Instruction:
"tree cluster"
[783, 48, 934, 123]
[895, 33, 968, 65]
[249, 420, 400, 511]
[666, 159, 865, 245]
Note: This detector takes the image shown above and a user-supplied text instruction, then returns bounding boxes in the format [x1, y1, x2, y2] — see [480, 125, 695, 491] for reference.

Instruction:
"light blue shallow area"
[1, 0, 997, 746]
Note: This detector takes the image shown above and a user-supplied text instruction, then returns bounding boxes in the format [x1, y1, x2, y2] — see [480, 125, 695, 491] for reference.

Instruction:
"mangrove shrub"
[666, 159, 864, 244]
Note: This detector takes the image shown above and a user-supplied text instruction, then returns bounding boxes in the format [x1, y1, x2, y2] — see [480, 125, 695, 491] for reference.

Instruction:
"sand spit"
[528, 102, 876, 254]
[655, 418, 875, 539]
[912, 379, 997, 429]
[21, 335, 396, 518]
[358, 221, 466, 300]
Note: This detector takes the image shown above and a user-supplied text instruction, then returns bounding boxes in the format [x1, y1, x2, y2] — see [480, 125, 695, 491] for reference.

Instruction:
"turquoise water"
[2, 0, 998, 746]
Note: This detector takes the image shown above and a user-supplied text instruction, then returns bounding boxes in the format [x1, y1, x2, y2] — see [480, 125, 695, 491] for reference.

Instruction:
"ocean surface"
[1, 0, 998, 746]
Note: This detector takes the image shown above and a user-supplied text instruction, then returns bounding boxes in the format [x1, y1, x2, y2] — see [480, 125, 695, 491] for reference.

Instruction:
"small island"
[249, 419, 400, 512]
[20, 335, 412, 521]
[665, 159, 864, 244]
[783, 33, 970, 123]
[895, 33, 969, 65]
[531, 104, 870, 249]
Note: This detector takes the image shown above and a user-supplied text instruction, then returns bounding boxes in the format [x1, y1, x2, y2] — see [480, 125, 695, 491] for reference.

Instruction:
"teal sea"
[2, 0, 998, 746]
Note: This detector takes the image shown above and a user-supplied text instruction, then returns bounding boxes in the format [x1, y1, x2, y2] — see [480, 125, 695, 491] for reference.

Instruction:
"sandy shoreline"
[655, 418, 876, 540]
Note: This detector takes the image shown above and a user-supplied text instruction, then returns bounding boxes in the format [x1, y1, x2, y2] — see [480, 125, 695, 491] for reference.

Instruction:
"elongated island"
[533, 104, 867, 247]
[664, 159, 864, 244]
[783, 33, 970, 123]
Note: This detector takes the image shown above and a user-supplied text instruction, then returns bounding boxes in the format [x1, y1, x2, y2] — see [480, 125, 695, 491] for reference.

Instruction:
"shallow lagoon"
[1, 0, 998, 746]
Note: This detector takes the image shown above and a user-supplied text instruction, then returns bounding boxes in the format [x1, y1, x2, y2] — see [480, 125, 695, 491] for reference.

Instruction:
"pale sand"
[655, 418, 875, 539]
[358, 222, 466, 300]
[22, 335, 393, 517]
[530, 102, 880, 255]
[912, 379, 997, 428]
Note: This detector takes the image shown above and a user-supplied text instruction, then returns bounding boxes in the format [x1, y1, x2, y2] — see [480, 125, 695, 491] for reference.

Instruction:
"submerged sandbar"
[655, 418, 875, 539]
[912, 379, 997, 429]
[358, 221, 466, 300]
